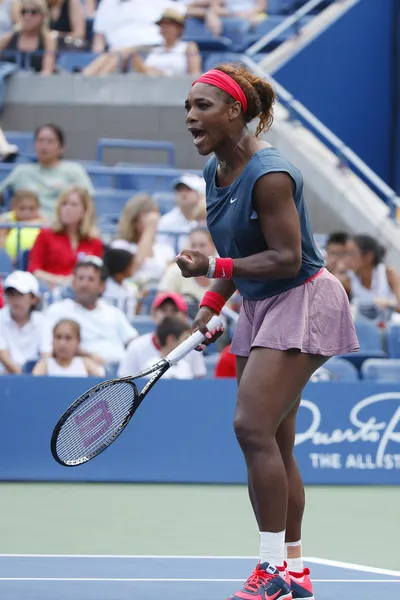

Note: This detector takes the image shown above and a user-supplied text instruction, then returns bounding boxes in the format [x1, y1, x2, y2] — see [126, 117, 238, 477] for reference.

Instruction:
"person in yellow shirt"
[0, 189, 47, 261]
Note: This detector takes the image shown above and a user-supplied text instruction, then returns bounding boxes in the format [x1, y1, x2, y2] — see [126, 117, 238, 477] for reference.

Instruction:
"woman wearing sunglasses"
[0, 0, 56, 74]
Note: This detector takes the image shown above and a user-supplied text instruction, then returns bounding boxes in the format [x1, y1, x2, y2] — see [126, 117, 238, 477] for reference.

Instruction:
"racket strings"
[55, 382, 136, 465]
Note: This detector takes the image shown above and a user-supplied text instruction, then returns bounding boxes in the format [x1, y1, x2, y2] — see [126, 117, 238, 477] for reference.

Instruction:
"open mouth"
[189, 127, 207, 146]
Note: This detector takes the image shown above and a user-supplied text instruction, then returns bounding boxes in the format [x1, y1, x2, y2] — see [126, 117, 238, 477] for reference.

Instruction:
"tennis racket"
[51, 315, 223, 467]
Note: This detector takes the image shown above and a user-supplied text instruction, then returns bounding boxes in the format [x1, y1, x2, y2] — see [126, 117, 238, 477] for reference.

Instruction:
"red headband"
[193, 69, 248, 114]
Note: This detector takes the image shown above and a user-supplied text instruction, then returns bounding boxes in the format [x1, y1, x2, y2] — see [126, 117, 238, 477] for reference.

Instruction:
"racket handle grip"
[166, 315, 224, 366]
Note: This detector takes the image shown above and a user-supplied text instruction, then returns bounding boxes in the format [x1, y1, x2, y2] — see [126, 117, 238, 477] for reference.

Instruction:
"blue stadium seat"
[113, 166, 203, 192]
[203, 52, 267, 71]
[23, 359, 37, 373]
[184, 18, 209, 38]
[94, 189, 133, 218]
[57, 52, 98, 72]
[322, 357, 359, 382]
[182, 35, 233, 53]
[131, 315, 154, 336]
[0, 248, 13, 275]
[361, 359, 400, 383]
[235, 15, 313, 51]
[4, 131, 35, 159]
[341, 318, 386, 368]
[386, 323, 400, 358]
[86, 166, 114, 188]
[15, 249, 30, 271]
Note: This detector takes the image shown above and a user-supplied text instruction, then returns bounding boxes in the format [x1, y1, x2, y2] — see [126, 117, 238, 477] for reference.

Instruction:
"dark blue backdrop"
[276, 0, 397, 189]
[0, 377, 399, 485]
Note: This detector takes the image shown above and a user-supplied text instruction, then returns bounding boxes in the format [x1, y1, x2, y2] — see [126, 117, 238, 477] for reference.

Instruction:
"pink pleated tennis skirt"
[230, 268, 359, 357]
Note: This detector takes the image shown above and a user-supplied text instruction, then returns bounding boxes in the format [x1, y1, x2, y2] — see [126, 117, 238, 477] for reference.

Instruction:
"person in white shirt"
[112, 193, 175, 288]
[46, 256, 138, 366]
[132, 6, 201, 77]
[0, 271, 52, 374]
[139, 315, 193, 379]
[33, 318, 105, 377]
[103, 247, 139, 319]
[83, 0, 170, 75]
[158, 226, 216, 302]
[157, 173, 206, 252]
[119, 291, 206, 378]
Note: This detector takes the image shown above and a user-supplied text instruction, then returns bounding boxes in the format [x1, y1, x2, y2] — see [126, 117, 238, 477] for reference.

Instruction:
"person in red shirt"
[28, 186, 103, 287]
[215, 343, 236, 378]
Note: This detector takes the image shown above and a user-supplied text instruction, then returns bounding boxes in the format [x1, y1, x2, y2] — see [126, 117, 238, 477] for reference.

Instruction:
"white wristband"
[206, 256, 216, 278]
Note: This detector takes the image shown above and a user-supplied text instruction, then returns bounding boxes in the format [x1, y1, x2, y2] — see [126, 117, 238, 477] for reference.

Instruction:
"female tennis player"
[177, 64, 359, 600]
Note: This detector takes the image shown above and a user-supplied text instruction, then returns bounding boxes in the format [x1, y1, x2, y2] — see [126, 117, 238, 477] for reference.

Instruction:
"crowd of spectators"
[0, 119, 399, 380]
[0, 0, 305, 76]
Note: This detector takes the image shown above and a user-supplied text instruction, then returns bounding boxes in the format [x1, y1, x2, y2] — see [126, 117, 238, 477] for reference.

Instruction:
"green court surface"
[0, 483, 399, 569]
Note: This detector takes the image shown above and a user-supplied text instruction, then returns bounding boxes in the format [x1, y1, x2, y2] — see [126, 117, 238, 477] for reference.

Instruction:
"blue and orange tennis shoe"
[288, 568, 315, 600]
[227, 561, 292, 600]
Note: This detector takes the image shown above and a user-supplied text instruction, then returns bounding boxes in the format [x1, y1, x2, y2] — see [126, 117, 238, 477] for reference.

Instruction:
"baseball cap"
[4, 271, 40, 296]
[173, 174, 206, 196]
[152, 292, 188, 313]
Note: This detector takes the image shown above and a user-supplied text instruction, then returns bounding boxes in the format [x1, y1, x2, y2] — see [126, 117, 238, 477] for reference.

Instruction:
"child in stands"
[33, 319, 105, 377]
[102, 247, 138, 319]
[0, 190, 46, 261]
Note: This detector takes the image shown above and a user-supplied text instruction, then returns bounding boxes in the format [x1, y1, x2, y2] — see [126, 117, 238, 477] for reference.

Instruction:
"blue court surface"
[0, 555, 399, 599]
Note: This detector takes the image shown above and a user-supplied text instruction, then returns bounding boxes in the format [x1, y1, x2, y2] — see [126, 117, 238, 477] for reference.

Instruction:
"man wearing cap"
[46, 257, 138, 366]
[118, 291, 206, 378]
[0, 271, 52, 374]
[157, 173, 206, 252]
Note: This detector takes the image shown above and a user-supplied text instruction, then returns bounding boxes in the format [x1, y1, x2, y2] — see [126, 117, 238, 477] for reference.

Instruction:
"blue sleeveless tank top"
[204, 147, 324, 300]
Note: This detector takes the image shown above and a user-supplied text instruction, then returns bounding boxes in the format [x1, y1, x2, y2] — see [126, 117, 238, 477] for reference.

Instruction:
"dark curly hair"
[214, 63, 275, 137]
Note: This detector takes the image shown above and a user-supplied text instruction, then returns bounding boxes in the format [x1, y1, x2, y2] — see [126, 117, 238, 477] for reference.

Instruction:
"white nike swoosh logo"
[221, 268, 226, 277]
[230, 197, 238, 203]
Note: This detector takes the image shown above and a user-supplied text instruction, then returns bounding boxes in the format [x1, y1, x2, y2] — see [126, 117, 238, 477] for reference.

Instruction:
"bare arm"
[92, 33, 106, 53]
[83, 357, 106, 377]
[32, 359, 47, 376]
[68, 0, 86, 39]
[83, 0, 96, 17]
[377, 266, 400, 313]
[0, 349, 22, 374]
[32, 270, 72, 287]
[186, 42, 202, 75]
[41, 32, 57, 75]
[11, 0, 21, 24]
[231, 172, 302, 279]
[133, 211, 159, 272]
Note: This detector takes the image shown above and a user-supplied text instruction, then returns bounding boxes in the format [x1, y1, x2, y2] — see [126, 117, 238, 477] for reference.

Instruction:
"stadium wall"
[275, 0, 396, 187]
[1, 377, 399, 485]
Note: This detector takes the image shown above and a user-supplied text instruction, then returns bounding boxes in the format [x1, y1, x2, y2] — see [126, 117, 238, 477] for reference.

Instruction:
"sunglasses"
[21, 8, 42, 15]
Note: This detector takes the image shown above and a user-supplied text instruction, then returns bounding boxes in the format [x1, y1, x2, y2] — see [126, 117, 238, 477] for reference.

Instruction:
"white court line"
[1, 554, 399, 578]
[0, 578, 399, 583]
[305, 557, 400, 578]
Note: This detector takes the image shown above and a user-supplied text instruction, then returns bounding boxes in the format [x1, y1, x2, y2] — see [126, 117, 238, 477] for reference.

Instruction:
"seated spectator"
[0, 0, 57, 74]
[158, 227, 215, 302]
[139, 316, 193, 379]
[46, 256, 138, 365]
[119, 291, 206, 378]
[0, 189, 46, 261]
[210, 0, 267, 37]
[344, 234, 400, 320]
[48, 0, 86, 49]
[157, 173, 206, 251]
[0, 271, 51, 374]
[33, 318, 105, 376]
[111, 193, 175, 288]
[215, 343, 236, 378]
[132, 7, 201, 77]
[0, 124, 94, 220]
[325, 231, 349, 276]
[103, 246, 138, 319]
[28, 186, 102, 288]
[83, 0, 169, 76]
[0, 0, 20, 38]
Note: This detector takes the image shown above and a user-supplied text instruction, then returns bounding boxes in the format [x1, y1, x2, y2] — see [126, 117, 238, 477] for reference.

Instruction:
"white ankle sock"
[285, 540, 304, 572]
[260, 530, 285, 568]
